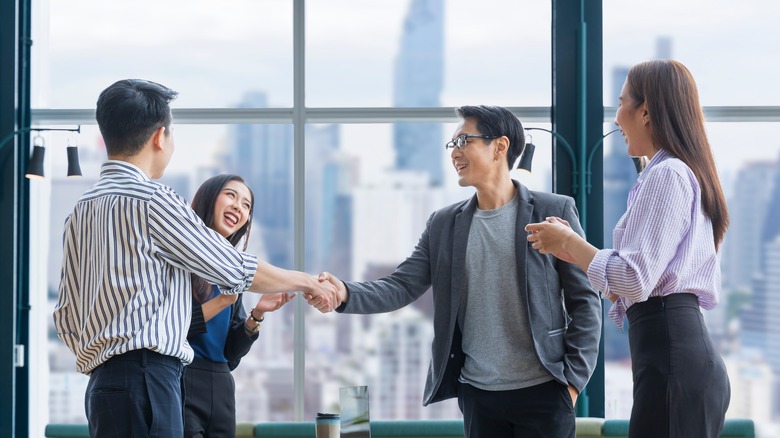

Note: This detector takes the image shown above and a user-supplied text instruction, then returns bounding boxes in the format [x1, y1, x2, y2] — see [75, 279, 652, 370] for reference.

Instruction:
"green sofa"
[45, 418, 755, 438]
[600, 418, 756, 438]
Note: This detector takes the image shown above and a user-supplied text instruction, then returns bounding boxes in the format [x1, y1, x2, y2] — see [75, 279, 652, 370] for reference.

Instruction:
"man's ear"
[151, 126, 166, 151]
[496, 135, 510, 156]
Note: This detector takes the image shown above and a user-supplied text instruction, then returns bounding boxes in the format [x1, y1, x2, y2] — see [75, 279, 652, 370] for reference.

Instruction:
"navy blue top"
[189, 285, 231, 363]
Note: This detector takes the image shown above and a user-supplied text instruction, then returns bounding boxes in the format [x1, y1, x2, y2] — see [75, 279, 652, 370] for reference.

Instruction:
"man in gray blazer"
[316, 105, 601, 438]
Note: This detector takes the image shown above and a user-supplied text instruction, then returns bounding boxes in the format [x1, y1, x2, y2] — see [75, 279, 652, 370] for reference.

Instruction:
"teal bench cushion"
[253, 420, 464, 438]
[721, 419, 756, 438]
[44, 424, 89, 437]
[254, 421, 311, 437]
[602, 419, 755, 438]
[45, 417, 756, 438]
[372, 420, 464, 437]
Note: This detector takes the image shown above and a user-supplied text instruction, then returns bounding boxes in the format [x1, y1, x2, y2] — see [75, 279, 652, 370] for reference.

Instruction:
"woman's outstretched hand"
[254, 292, 294, 315]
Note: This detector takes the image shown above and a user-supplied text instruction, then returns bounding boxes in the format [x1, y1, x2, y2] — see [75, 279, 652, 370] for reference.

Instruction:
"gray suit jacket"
[338, 180, 601, 406]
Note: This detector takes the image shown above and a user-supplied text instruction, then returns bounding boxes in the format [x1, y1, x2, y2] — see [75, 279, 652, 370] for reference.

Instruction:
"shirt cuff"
[219, 252, 259, 295]
[587, 248, 614, 293]
[241, 253, 259, 290]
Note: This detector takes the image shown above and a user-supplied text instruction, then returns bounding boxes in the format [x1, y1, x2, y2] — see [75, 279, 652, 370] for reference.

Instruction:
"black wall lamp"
[0, 126, 82, 179]
[517, 127, 649, 230]
[519, 127, 647, 189]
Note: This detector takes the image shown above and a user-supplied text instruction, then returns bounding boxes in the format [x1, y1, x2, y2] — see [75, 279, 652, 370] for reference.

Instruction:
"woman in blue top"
[184, 174, 292, 438]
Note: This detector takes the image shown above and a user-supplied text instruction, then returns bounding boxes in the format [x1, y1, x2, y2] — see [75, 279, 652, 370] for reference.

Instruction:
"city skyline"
[34, 0, 780, 436]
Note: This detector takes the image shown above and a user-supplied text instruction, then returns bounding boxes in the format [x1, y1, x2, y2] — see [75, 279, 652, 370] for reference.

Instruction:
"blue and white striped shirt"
[54, 161, 258, 374]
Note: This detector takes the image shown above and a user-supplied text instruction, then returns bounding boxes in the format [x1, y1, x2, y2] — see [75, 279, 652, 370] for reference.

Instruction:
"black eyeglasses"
[445, 134, 499, 151]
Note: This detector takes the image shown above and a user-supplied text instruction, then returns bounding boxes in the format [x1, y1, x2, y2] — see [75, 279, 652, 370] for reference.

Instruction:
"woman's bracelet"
[245, 311, 264, 335]
[248, 310, 265, 324]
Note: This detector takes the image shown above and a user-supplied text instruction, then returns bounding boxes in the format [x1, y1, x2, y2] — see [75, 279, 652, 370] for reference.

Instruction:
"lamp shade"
[516, 142, 536, 173]
[25, 145, 45, 180]
[67, 145, 83, 177]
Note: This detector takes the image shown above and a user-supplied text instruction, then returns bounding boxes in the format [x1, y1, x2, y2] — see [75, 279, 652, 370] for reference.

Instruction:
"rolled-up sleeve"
[587, 248, 614, 294]
[148, 186, 258, 295]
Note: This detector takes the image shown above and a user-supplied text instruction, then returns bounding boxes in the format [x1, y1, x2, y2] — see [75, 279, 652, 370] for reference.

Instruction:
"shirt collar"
[100, 160, 152, 182]
[637, 148, 673, 181]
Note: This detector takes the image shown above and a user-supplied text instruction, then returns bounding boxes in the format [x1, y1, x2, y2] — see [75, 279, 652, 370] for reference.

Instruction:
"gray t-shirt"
[458, 192, 552, 391]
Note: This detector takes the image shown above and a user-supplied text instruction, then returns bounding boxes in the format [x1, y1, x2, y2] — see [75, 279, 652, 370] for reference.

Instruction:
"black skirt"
[626, 293, 730, 438]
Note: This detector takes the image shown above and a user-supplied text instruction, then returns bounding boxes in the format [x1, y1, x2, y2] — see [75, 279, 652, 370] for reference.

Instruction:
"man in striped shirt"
[54, 79, 338, 438]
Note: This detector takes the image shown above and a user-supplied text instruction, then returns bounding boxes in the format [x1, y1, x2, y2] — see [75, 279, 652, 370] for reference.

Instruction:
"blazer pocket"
[548, 327, 566, 337]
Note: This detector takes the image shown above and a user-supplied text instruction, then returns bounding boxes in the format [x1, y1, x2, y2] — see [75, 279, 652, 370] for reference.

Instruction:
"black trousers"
[183, 357, 236, 438]
[627, 293, 730, 438]
[457, 380, 575, 438]
[86, 349, 185, 438]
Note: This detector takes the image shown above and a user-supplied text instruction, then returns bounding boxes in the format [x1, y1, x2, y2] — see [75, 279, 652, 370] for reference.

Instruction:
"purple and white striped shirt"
[54, 161, 258, 374]
[587, 149, 721, 329]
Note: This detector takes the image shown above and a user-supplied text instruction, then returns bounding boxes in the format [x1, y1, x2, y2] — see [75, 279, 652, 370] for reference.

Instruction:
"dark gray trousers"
[627, 293, 731, 438]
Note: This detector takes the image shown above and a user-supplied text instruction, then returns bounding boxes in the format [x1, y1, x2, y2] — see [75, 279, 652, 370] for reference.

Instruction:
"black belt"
[105, 348, 181, 368]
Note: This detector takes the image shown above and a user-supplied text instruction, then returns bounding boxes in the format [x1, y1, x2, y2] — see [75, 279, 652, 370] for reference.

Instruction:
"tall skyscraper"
[227, 91, 294, 268]
[393, 0, 444, 186]
[758, 237, 780, 416]
[723, 161, 775, 291]
[739, 159, 779, 349]
[735, 154, 780, 416]
[305, 124, 354, 277]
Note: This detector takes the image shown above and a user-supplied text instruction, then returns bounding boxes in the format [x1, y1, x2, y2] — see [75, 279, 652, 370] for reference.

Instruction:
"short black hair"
[95, 79, 178, 157]
[455, 105, 525, 170]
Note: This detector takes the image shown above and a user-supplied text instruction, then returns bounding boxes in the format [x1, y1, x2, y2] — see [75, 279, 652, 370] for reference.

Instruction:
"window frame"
[13, 0, 780, 433]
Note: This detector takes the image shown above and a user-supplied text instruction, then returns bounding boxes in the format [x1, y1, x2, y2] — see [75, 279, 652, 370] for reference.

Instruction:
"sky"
[32, 0, 780, 185]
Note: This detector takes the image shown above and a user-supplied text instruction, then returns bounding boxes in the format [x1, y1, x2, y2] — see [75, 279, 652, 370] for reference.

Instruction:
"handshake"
[301, 272, 346, 314]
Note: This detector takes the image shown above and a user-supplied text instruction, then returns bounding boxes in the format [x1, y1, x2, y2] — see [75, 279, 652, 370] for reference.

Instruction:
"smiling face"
[212, 180, 252, 239]
[615, 80, 654, 158]
[450, 117, 500, 189]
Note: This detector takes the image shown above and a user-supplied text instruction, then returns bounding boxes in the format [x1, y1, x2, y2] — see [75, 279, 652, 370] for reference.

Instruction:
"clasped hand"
[302, 271, 347, 314]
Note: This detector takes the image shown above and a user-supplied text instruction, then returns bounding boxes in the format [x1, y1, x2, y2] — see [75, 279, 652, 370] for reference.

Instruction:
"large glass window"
[35, 0, 553, 428]
[306, 0, 551, 107]
[603, 0, 780, 106]
[42, 0, 293, 108]
[604, 1, 780, 434]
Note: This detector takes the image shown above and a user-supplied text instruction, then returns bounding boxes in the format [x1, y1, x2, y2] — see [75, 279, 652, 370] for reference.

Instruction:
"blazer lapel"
[450, 195, 477, 318]
[514, 182, 534, 308]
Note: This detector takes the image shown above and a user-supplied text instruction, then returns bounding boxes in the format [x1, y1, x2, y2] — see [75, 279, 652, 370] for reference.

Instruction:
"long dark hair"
[190, 174, 255, 303]
[626, 60, 729, 247]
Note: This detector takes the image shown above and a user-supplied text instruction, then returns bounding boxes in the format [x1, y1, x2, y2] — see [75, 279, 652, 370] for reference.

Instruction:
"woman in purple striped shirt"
[526, 60, 731, 437]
